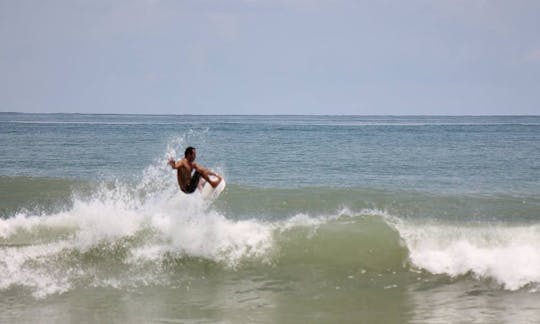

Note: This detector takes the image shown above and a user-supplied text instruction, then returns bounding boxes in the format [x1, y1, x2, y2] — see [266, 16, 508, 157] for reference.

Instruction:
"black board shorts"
[184, 171, 201, 194]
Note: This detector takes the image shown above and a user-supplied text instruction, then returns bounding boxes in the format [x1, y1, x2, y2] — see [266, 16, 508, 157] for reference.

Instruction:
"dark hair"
[184, 146, 196, 157]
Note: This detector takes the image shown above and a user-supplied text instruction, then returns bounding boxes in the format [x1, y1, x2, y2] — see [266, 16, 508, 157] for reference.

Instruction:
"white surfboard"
[200, 175, 226, 201]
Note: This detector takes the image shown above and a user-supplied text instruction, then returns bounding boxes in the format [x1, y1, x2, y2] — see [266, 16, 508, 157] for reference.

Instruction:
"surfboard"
[200, 175, 226, 201]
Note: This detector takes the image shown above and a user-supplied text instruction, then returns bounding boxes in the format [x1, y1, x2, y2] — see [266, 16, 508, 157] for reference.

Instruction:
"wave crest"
[396, 221, 540, 291]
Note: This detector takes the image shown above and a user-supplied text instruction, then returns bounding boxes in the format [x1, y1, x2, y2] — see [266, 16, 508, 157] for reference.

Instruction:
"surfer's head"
[185, 146, 196, 162]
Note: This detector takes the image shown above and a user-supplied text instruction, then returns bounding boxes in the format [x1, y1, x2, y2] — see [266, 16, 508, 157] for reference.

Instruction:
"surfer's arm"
[192, 163, 217, 176]
[168, 159, 177, 169]
[168, 159, 185, 170]
[191, 163, 221, 188]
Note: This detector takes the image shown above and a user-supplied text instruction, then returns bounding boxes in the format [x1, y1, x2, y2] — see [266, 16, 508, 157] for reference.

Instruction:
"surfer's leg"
[202, 171, 221, 188]
[197, 177, 206, 191]
[194, 166, 221, 188]
[184, 172, 201, 194]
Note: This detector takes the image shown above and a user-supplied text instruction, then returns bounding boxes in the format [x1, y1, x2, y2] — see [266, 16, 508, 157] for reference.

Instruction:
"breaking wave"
[1, 140, 540, 298]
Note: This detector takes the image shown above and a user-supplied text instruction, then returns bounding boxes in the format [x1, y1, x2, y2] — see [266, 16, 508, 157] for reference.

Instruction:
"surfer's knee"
[211, 177, 222, 188]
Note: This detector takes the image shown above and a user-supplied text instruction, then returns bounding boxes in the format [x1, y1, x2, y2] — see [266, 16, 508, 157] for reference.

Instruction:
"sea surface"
[1, 113, 539, 323]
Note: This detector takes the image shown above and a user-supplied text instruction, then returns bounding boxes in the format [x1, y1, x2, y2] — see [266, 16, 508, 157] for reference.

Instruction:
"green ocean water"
[1, 113, 540, 323]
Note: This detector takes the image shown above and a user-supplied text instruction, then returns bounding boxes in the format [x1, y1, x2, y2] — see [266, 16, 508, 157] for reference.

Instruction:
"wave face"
[3, 199, 540, 299]
[1, 131, 540, 299]
[0, 178, 406, 298]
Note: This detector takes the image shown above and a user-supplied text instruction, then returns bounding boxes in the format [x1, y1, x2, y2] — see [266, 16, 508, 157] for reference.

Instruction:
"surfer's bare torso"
[175, 159, 198, 192]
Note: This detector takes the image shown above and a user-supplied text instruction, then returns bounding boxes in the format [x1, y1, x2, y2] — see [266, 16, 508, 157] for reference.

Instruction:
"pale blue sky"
[1, 0, 539, 115]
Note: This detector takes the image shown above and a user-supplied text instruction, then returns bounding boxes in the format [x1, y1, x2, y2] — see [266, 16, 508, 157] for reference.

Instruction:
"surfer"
[168, 146, 222, 194]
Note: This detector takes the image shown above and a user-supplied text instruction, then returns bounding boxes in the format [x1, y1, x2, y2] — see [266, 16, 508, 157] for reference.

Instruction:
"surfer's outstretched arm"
[168, 158, 178, 169]
[168, 158, 187, 170]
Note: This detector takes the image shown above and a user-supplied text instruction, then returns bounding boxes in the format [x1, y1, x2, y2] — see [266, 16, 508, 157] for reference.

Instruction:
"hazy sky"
[1, 0, 539, 115]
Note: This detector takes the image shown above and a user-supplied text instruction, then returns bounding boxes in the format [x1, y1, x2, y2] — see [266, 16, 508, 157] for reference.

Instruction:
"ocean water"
[1, 113, 539, 323]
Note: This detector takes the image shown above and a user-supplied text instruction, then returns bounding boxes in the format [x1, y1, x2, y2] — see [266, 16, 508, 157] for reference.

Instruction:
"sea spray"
[0, 156, 274, 297]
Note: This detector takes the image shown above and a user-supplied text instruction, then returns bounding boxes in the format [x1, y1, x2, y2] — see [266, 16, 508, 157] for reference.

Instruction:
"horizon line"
[1, 111, 539, 117]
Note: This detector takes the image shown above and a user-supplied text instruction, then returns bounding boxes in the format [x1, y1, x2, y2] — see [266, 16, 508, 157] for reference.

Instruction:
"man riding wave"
[168, 146, 222, 194]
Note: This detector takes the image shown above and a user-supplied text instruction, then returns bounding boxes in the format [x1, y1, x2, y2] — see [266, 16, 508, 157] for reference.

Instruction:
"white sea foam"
[0, 175, 370, 298]
[0, 190, 275, 297]
[0, 241, 73, 298]
[0, 142, 274, 297]
[395, 221, 540, 290]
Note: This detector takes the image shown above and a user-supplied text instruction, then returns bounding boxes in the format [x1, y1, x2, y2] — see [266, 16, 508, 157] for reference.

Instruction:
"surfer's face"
[187, 149, 196, 162]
